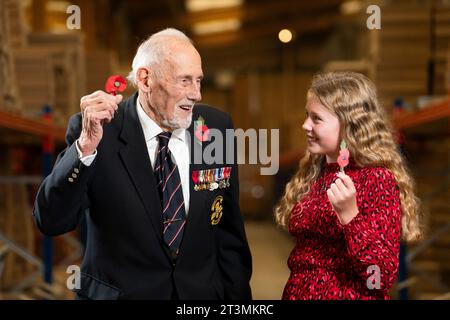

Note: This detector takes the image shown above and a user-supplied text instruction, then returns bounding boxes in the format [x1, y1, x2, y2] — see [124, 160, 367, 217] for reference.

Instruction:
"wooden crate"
[232, 71, 312, 154]
[85, 49, 118, 95]
[405, 134, 450, 298]
[27, 33, 86, 122]
[23, 45, 81, 124]
[447, 48, 450, 94]
[0, 182, 35, 291]
[373, 3, 431, 111]
[12, 48, 55, 119]
[435, 4, 450, 95]
[3, 0, 27, 48]
[0, 0, 21, 112]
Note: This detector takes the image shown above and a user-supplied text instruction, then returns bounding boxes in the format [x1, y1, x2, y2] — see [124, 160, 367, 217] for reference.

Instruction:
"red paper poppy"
[105, 75, 127, 95]
[195, 124, 209, 142]
[337, 148, 350, 168]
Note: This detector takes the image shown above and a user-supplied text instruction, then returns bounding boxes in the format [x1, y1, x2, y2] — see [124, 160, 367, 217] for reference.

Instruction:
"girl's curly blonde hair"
[274, 71, 422, 242]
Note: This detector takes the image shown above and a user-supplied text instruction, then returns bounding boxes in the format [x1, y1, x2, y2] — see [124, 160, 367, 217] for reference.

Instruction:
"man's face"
[148, 43, 203, 130]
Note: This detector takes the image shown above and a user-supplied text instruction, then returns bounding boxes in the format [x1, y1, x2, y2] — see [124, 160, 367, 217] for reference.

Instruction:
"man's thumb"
[116, 94, 123, 103]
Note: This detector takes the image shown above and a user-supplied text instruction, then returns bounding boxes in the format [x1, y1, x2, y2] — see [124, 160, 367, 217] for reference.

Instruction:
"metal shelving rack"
[0, 108, 65, 290]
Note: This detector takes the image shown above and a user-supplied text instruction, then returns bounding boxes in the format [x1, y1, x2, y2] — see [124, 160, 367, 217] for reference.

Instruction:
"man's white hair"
[127, 28, 193, 87]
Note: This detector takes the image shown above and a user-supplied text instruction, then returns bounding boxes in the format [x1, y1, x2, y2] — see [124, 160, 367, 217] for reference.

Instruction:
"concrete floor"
[244, 220, 294, 300]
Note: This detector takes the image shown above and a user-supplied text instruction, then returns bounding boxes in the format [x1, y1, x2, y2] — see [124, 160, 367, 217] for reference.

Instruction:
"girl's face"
[302, 93, 341, 163]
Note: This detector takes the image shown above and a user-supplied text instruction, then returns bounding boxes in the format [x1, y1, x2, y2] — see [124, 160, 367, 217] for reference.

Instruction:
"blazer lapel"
[177, 108, 209, 258]
[118, 93, 163, 238]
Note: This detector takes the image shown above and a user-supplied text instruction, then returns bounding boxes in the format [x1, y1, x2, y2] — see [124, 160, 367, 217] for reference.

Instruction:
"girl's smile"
[302, 92, 341, 163]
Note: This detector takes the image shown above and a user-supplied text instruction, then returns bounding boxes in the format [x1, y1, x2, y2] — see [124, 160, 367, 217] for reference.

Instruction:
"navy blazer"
[33, 92, 252, 300]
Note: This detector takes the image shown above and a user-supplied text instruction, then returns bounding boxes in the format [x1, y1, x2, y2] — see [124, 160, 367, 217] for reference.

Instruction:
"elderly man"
[33, 28, 252, 300]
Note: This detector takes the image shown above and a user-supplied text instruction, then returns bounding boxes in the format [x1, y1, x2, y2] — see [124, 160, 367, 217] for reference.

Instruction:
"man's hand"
[327, 172, 359, 225]
[78, 90, 123, 156]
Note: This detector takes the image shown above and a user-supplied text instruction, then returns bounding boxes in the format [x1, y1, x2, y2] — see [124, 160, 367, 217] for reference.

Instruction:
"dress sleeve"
[342, 167, 402, 291]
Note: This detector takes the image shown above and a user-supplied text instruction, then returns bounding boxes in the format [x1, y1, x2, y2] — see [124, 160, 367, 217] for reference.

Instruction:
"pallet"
[371, 3, 432, 110]
[27, 33, 86, 123]
[0, 0, 21, 112]
[12, 48, 55, 119]
[3, 0, 26, 48]
[0, 182, 35, 291]
[85, 49, 118, 94]
[435, 5, 450, 94]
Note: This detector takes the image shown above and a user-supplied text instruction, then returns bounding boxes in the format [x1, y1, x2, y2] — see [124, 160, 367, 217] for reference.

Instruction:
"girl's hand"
[327, 172, 359, 225]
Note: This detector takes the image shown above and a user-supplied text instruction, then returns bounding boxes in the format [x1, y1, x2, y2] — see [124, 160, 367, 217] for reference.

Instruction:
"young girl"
[275, 71, 422, 300]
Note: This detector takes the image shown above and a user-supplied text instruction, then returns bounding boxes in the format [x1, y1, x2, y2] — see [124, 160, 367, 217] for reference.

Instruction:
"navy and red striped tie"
[154, 132, 186, 259]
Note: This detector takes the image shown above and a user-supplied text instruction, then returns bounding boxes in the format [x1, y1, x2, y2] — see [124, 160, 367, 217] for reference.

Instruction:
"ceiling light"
[340, 0, 363, 15]
[278, 29, 293, 43]
[192, 19, 241, 35]
[46, 0, 72, 12]
[186, 0, 243, 12]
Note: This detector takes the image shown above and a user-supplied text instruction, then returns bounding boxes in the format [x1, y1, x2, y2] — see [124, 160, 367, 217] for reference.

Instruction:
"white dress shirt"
[76, 97, 191, 214]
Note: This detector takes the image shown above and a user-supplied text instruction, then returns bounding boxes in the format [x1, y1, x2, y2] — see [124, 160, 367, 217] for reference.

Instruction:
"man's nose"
[187, 83, 201, 102]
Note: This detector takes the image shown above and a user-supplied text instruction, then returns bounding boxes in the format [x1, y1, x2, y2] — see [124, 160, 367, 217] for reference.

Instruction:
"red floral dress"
[282, 161, 402, 300]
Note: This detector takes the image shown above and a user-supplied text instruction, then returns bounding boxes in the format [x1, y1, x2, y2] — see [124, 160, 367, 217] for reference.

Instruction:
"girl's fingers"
[330, 183, 340, 197]
[335, 178, 347, 192]
[326, 188, 335, 203]
[337, 172, 355, 190]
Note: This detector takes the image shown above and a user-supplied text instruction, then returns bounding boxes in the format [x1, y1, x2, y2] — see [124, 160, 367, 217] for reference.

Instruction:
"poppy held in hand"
[105, 75, 127, 95]
[337, 140, 350, 173]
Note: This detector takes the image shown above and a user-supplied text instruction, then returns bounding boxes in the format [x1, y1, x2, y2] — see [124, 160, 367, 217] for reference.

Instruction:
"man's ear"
[136, 67, 152, 93]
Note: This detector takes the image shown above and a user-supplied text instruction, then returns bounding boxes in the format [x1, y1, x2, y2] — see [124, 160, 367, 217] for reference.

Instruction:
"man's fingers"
[80, 90, 104, 104]
[81, 96, 118, 111]
[83, 103, 117, 118]
[80, 90, 120, 112]
[84, 110, 113, 128]
[93, 110, 113, 122]
[85, 109, 113, 124]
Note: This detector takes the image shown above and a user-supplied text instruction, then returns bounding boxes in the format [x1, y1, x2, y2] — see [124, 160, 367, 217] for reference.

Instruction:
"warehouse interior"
[0, 0, 449, 300]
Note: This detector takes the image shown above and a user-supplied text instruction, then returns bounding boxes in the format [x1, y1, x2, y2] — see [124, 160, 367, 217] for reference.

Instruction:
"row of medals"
[194, 178, 230, 191]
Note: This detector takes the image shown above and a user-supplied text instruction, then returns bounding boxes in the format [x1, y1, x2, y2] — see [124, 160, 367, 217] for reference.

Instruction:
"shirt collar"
[136, 95, 186, 143]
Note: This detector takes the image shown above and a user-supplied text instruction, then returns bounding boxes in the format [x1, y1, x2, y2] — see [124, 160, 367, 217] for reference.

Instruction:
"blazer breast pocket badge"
[211, 196, 223, 225]
[192, 167, 231, 191]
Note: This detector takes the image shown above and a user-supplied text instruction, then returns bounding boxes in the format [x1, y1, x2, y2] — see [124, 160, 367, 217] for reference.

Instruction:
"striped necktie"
[154, 132, 186, 259]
